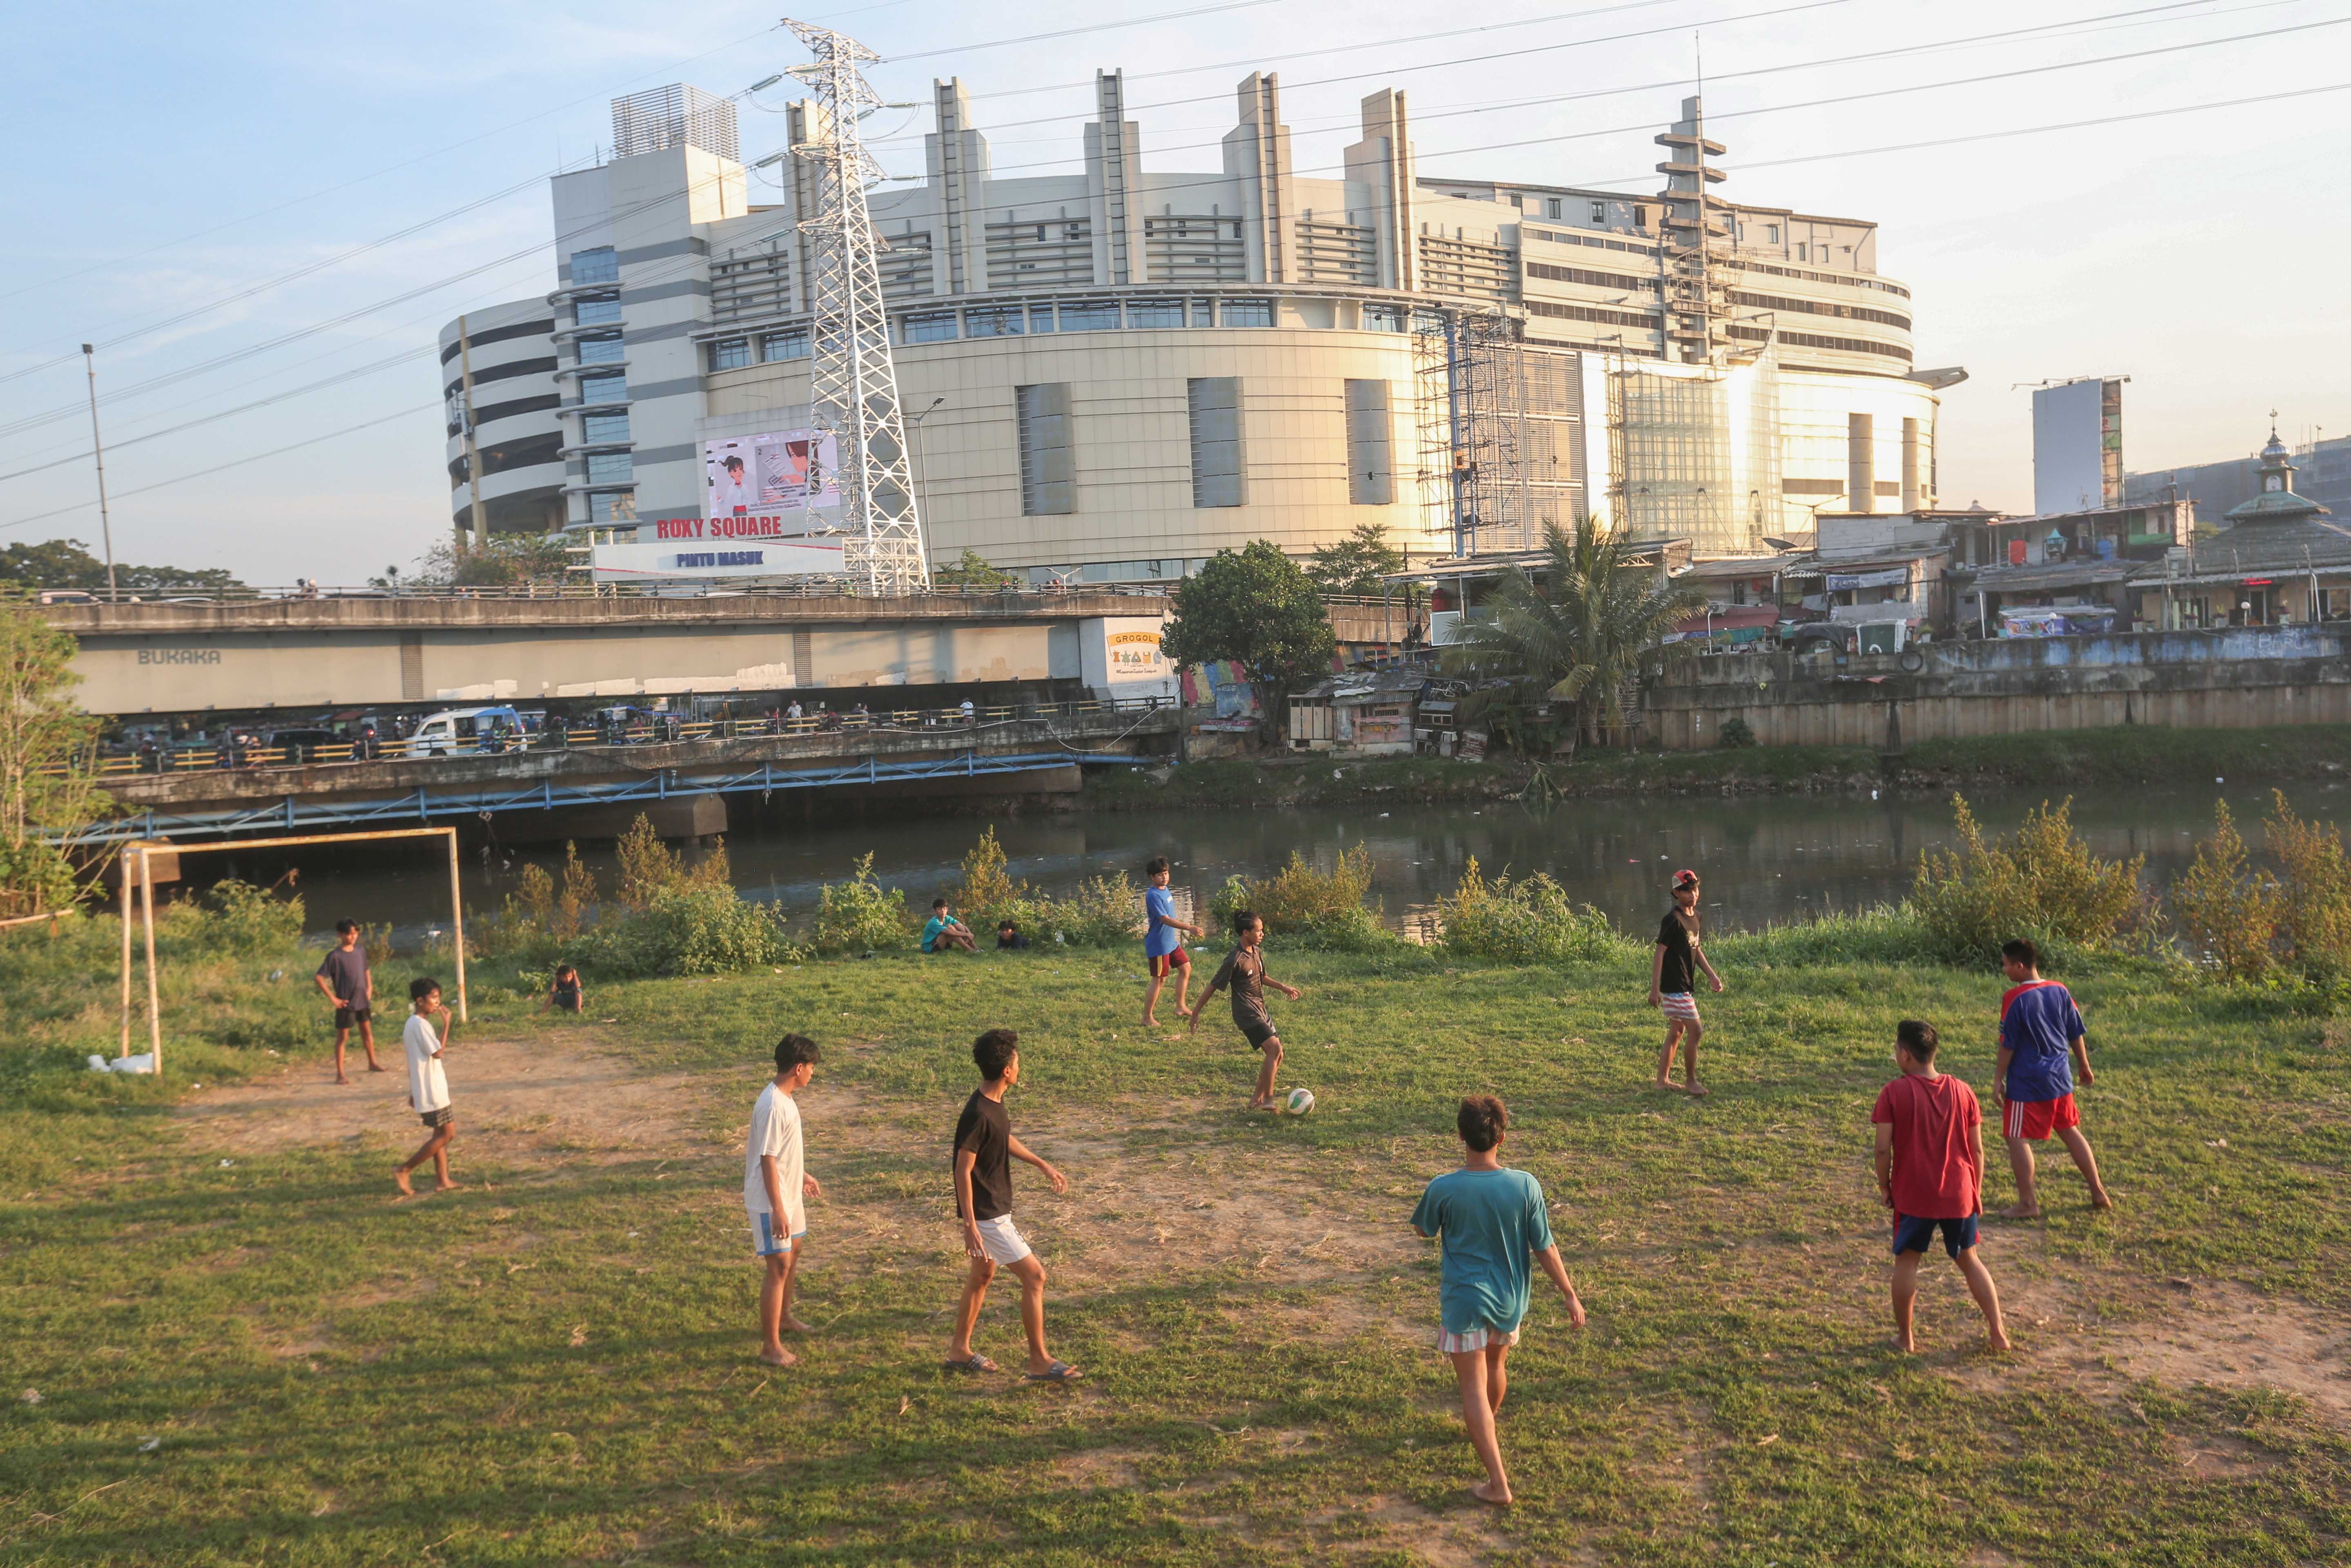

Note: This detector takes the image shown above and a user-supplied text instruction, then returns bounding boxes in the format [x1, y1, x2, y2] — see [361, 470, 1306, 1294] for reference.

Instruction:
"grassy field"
[3, 914, 2349, 1566]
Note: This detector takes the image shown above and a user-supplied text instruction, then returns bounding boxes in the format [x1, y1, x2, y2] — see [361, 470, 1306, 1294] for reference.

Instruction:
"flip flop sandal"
[1024, 1360, 1082, 1383]
[941, 1354, 998, 1373]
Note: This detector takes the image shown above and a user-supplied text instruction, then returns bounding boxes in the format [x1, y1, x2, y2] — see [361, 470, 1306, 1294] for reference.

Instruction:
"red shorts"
[1148, 949, 1189, 978]
[2003, 1092, 2080, 1141]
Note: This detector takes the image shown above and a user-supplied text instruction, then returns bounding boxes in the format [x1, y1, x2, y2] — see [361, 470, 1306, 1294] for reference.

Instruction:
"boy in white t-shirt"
[747, 1033, 823, 1367]
[394, 977, 458, 1199]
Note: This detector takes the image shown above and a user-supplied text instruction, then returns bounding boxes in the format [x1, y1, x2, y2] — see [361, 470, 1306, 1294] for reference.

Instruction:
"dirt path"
[174, 1028, 717, 1164]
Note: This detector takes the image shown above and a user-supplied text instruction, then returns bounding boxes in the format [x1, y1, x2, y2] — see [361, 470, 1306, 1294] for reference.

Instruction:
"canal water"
[227, 780, 2351, 947]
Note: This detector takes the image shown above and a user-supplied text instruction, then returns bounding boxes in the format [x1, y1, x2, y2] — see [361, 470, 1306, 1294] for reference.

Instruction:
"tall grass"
[1209, 844, 1393, 951]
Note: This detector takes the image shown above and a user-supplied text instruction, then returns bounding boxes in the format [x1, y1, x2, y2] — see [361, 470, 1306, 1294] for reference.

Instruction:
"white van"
[403, 705, 527, 759]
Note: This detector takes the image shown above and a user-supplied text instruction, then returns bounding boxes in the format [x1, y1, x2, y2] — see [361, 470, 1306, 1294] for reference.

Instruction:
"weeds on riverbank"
[483, 820, 799, 976]
[1910, 794, 2148, 961]
[949, 826, 1145, 949]
[1433, 856, 1622, 964]
[1210, 843, 1391, 950]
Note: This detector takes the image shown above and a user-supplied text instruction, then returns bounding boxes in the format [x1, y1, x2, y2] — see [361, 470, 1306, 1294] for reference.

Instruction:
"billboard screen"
[702, 428, 840, 534]
[2032, 379, 2122, 515]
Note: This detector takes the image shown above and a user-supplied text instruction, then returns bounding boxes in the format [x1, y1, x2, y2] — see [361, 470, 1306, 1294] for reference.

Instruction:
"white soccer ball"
[1285, 1087, 1316, 1116]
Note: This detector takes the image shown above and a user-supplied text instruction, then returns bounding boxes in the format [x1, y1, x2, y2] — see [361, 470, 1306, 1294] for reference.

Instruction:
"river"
[202, 779, 2351, 947]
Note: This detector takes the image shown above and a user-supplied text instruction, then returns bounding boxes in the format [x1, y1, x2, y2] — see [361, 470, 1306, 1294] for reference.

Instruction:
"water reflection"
[254, 781, 2348, 945]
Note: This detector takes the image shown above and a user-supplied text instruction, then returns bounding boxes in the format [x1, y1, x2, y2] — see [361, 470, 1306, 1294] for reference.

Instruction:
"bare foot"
[336, 1075, 351, 1086]
[1651, 1076, 1675, 1091]
[2090, 1191, 2115, 1211]
[392, 1169, 414, 1199]
[1470, 1480, 1514, 1508]
[1997, 1203, 2041, 1220]
[782, 1314, 815, 1334]
[1892, 1332, 1917, 1353]
[1142, 1016, 1159, 1028]
[1685, 1081, 1711, 1098]
[433, 1180, 460, 1193]
[760, 1346, 798, 1367]
[367, 1063, 388, 1074]
[1986, 1330, 2013, 1352]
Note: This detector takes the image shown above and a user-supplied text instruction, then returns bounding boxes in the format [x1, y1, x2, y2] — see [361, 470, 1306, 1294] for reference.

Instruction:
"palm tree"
[1441, 517, 1707, 751]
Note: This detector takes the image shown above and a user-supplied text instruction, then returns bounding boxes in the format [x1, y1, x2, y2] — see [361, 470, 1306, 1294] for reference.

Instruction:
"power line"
[889, 0, 1295, 61]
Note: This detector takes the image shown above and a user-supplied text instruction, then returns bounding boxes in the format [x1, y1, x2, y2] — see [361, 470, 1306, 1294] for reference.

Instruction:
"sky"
[0, 0, 2344, 583]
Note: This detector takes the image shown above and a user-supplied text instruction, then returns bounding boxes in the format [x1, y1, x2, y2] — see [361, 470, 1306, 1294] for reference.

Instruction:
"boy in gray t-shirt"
[313, 919, 383, 1084]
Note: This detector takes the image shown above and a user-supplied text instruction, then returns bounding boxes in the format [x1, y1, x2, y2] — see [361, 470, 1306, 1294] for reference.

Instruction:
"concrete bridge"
[89, 700, 1180, 842]
[44, 586, 1175, 717]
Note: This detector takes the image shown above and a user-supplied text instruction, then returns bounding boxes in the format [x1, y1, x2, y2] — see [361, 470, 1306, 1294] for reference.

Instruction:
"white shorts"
[973, 1214, 1032, 1265]
[1660, 991, 1701, 1023]
[751, 1211, 804, 1258]
[1438, 1324, 1520, 1354]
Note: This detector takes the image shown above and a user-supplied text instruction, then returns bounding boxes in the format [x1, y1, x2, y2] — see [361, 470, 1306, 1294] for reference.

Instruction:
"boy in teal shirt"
[1410, 1095, 1585, 1508]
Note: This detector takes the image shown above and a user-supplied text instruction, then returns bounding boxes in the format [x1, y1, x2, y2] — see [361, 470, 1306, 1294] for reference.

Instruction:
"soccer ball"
[1285, 1087, 1316, 1116]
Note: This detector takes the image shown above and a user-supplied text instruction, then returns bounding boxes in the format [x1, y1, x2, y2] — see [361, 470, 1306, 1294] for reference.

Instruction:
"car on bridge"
[403, 705, 530, 759]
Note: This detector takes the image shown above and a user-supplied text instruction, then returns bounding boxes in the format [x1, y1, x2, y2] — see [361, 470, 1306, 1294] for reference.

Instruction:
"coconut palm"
[1441, 517, 1707, 751]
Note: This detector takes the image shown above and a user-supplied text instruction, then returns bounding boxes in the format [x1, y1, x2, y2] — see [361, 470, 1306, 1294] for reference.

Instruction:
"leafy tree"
[1441, 517, 1705, 751]
[403, 532, 579, 589]
[0, 537, 244, 595]
[931, 548, 1020, 590]
[1305, 521, 1407, 597]
[0, 596, 112, 915]
[1160, 541, 1336, 738]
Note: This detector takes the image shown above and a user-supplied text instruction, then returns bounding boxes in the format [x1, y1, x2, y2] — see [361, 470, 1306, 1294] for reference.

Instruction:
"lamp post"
[80, 344, 118, 602]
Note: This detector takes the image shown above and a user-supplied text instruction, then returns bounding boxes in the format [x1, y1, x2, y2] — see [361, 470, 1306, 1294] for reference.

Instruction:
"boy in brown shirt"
[1187, 911, 1303, 1110]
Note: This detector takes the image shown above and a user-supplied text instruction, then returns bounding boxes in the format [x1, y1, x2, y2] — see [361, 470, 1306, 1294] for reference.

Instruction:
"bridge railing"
[70, 695, 1177, 778]
[27, 580, 1174, 606]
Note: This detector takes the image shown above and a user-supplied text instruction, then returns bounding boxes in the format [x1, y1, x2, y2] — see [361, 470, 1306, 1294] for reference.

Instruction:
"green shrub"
[190, 879, 305, 957]
[810, 853, 912, 954]
[573, 883, 799, 978]
[1209, 844, 1394, 951]
[2262, 789, 2351, 979]
[1045, 871, 1147, 948]
[1436, 856, 1622, 964]
[1717, 715, 1757, 749]
[2170, 800, 2280, 981]
[1910, 794, 2145, 963]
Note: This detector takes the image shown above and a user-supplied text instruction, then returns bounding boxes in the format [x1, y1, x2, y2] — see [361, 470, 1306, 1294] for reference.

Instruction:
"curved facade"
[437, 299, 564, 535]
[439, 74, 1952, 568]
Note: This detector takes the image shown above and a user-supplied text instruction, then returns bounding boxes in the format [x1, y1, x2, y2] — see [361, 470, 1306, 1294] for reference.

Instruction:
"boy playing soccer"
[1410, 1096, 1585, 1508]
[1186, 911, 1302, 1110]
[1141, 856, 1202, 1027]
[314, 919, 383, 1084]
[945, 1029, 1080, 1381]
[747, 1033, 823, 1367]
[1648, 869, 1724, 1096]
[1873, 1020, 2010, 1353]
[394, 977, 457, 1198]
[1994, 938, 2113, 1217]
[923, 898, 978, 954]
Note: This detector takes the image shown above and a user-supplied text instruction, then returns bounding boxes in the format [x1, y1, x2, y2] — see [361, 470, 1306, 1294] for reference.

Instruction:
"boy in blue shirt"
[1410, 1096, 1586, 1508]
[1141, 856, 1201, 1027]
[922, 898, 977, 954]
[1994, 938, 2113, 1217]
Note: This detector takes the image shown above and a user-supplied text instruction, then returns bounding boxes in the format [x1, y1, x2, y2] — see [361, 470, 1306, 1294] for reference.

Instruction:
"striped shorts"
[1438, 1324, 1521, 1354]
[1659, 991, 1701, 1023]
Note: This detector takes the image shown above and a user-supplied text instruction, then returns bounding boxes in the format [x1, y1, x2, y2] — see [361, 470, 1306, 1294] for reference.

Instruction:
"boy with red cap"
[1648, 869, 1724, 1096]
[1994, 938, 2113, 1217]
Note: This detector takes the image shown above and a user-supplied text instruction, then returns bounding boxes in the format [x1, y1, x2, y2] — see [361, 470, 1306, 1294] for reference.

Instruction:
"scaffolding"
[1608, 348, 1781, 554]
[1413, 307, 1594, 554]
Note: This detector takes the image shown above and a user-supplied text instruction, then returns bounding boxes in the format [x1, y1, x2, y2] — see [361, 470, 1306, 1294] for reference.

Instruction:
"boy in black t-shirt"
[1647, 869, 1724, 1096]
[945, 1029, 1079, 1381]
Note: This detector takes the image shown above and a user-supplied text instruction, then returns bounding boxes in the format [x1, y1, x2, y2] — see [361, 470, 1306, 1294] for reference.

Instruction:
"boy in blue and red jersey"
[1994, 938, 2114, 1218]
[1141, 857, 1201, 1029]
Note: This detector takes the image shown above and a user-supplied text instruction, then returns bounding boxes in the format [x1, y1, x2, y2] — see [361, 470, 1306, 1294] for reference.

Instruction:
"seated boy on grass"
[1874, 1019, 2010, 1353]
[1410, 1095, 1585, 1508]
[923, 898, 978, 954]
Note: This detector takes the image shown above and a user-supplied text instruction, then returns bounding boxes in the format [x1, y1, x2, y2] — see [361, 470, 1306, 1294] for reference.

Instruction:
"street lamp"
[906, 396, 946, 510]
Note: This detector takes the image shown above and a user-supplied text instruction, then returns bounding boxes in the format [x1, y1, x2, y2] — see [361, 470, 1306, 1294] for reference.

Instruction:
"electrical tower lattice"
[788, 19, 930, 595]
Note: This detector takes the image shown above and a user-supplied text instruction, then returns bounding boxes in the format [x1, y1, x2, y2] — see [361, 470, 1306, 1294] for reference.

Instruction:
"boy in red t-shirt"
[1872, 1020, 2010, 1353]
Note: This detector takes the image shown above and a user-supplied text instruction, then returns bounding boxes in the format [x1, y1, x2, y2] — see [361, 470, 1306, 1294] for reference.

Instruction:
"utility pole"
[80, 344, 119, 601]
[456, 314, 488, 552]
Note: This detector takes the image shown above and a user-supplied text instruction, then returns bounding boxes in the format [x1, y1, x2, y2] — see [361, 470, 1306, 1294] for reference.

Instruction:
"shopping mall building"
[439, 75, 1960, 583]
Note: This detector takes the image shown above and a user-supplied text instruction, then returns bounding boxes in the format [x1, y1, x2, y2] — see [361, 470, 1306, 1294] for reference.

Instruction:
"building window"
[1014, 383, 1074, 517]
[1547, 198, 1562, 219]
[1590, 201, 1607, 224]
[1796, 243, 1807, 261]
[588, 490, 636, 523]
[586, 450, 635, 483]
[1509, 193, 1522, 209]
[1363, 303, 1406, 332]
[583, 411, 631, 444]
[709, 338, 752, 371]
[1344, 380, 1393, 506]
[579, 372, 627, 405]
[760, 327, 809, 362]
[903, 312, 957, 343]
[1765, 224, 1781, 244]
[1127, 297, 1184, 328]
[1187, 377, 1246, 508]
[1219, 298, 1272, 327]
[570, 247, 619, 285]
[1059, 299, 1120, 331]
[1189, 298, 1217, 326]
[577, 336, 625, 365]
[1028, 304, 1057, 334]
[575, 297, 622, 325]
[965, 306, 1024, 338]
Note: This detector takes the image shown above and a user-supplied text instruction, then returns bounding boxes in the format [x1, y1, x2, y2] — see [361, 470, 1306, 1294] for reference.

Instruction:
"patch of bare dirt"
[175, 1029, 713, 1164]
[2105, 1281, 2351, 1424]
